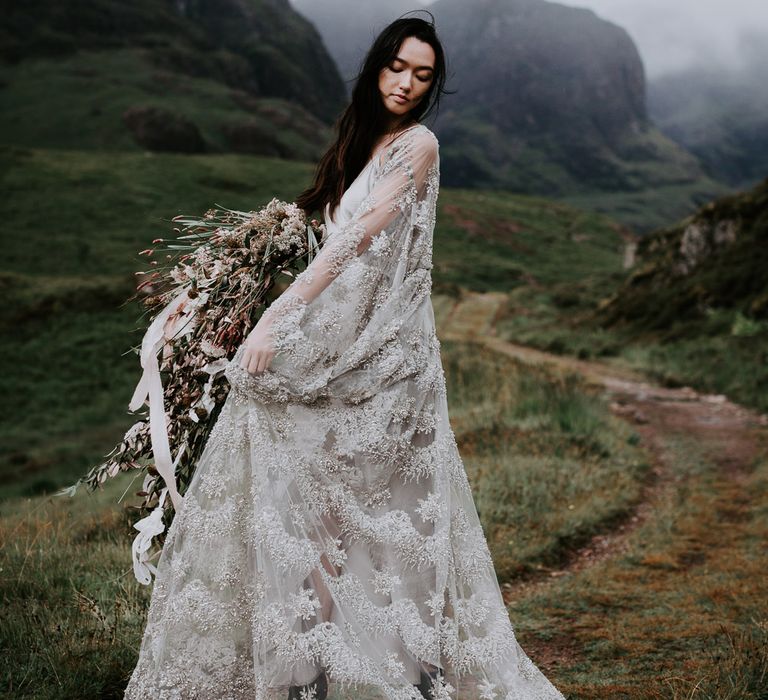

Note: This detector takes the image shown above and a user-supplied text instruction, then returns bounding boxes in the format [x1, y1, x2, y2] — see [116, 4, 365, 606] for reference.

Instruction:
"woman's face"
[378, 36, 435, 122]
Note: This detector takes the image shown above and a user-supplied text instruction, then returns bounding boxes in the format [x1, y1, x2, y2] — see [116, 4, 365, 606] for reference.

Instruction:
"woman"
[124, 15, 567, 700]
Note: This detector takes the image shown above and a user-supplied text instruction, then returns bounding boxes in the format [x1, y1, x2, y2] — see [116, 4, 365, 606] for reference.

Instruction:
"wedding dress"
[124, 123, 567, 700]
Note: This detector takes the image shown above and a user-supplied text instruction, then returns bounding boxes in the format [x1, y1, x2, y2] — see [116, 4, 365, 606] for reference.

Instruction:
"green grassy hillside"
[2, 139, 765, 698]
[0, 143, 632, 501]
[494, 178, 768, 414]
[0, 0, 345, 159]
[0, 48, 332, 160]
[0, 144, 314, 500]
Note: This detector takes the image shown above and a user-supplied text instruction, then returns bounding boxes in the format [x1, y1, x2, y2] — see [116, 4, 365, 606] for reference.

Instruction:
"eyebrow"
[392, 55, 434, 71]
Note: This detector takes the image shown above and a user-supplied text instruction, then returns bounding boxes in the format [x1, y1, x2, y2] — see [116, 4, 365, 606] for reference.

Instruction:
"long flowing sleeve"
[263, 128, 439, 319]
[225, 125, 440, 405]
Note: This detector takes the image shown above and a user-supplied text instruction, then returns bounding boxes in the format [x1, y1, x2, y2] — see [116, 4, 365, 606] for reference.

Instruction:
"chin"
[389, 102, 413, 117]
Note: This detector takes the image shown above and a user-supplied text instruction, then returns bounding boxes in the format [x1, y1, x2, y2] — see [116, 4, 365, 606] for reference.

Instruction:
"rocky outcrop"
[676, 219, 739, 276]
[122, 106, 207, 153]
[596, 176, 768, 332]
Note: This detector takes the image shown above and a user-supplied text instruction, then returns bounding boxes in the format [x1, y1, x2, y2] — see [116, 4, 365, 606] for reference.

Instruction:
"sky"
[418, 0, 768, 78]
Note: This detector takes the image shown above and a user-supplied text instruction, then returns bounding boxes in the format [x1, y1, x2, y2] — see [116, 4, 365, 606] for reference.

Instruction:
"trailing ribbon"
[131, 486, 169, 585]
[128, 286, 199, 512]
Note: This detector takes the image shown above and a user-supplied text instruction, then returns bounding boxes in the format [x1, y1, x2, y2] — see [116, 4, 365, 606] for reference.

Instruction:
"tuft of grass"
[507, 433, 768, 698]
[442, 339, 648, 578]
[659, 623, 768, 700]
[0, 475, 153, 698]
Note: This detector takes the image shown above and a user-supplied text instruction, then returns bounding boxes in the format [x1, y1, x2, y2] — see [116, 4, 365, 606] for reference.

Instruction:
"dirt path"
[436, 291, 768, 599]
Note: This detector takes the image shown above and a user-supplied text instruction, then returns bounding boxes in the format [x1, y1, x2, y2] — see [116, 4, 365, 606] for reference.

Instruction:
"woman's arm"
[240, 129, 438, 375]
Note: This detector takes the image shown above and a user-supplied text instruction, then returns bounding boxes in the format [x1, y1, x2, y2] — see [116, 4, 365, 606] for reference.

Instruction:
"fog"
[417, 0, 768, 78]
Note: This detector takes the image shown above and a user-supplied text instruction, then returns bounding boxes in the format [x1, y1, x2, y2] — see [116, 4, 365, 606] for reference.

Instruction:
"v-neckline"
[325, 124, 424, 224]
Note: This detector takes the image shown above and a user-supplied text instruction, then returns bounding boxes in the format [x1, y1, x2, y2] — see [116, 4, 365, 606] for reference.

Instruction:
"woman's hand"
[239, 315, 276, 375]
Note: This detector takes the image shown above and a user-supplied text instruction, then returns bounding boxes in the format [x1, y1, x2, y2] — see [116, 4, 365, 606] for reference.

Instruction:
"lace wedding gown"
[124, 124, 567, 700]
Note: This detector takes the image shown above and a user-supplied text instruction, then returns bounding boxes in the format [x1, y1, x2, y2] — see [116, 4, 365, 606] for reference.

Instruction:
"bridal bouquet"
[56, 199, 325, 583]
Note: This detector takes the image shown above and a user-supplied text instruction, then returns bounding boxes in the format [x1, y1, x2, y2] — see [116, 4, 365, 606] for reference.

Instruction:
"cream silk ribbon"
[128, 285, 236, 584]
[128, 286, 201, 512]
[131, 486, 169, 585]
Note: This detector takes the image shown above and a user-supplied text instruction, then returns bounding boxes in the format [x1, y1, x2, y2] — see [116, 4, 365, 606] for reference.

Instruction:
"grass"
[0, 145, 313, 278]
[6, 335, 764, 698]
[0, 476, 150, 698]
[495, 285, 768, 415]
[441, 340, 647, 580]
[0, 44, 333, 159]
[1, 337, 647, 697]
[0, 144, 632, 501]
[0, 145, 315, 500]
[508, 432, 768, 699]
[431, 187, 627, 292]
[558, 170, 731, 236]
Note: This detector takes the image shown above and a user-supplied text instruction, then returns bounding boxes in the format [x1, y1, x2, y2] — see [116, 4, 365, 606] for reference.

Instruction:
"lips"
[392, 94, 409, 103]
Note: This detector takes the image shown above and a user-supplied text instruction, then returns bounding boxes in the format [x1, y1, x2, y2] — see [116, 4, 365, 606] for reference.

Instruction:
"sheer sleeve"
[229, 125, 440, 397]
[262, 128, 439, 322]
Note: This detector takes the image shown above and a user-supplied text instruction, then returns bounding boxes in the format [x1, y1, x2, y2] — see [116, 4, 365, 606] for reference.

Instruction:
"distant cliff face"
[428, 0, 688, 193]
[290, 0, 706, 199]
[290, 0, 419, 87]
[433, 0, 646, 145]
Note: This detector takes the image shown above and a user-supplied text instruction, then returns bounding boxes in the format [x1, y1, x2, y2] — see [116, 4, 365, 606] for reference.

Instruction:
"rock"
[122, 106, 207, 153]
[222, 120, 286, 157]
[676, 219, 739, 275]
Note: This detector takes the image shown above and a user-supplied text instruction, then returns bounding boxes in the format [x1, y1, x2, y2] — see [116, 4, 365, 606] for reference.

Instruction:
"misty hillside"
[290, 0, 724, 232]
[0, 0, 346, 158]
[648, 58, 768, 189]
[290, 0, 420, 87]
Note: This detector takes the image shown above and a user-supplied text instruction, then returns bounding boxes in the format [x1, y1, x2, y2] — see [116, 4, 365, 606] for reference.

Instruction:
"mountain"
[290, 0, 421, 88]
[425, 0, 705, 193]
[595, 176, 768, 337]
[0, 0, 347, 158]
[289, 0, 721, 231]
[648, 58, 768, 190]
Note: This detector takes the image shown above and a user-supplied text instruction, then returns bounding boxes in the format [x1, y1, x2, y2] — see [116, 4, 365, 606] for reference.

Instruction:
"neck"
[384, 114, 415, 135]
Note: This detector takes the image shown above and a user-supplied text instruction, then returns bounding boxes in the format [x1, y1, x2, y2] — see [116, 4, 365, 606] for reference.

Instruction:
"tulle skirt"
[124, 331, 566, 700]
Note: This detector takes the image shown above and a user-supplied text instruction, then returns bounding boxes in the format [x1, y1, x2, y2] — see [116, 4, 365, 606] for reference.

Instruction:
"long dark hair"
[296, 13, 451, 218]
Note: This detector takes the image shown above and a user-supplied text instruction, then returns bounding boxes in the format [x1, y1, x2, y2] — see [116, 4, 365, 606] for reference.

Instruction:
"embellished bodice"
[323, 157, 381, 236]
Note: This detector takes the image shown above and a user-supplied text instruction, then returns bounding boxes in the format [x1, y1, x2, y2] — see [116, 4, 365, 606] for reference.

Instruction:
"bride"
[124, 14, 567, 700]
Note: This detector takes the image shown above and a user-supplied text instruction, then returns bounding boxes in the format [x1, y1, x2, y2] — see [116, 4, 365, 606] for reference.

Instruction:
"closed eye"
[389, 67, 432, 82]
